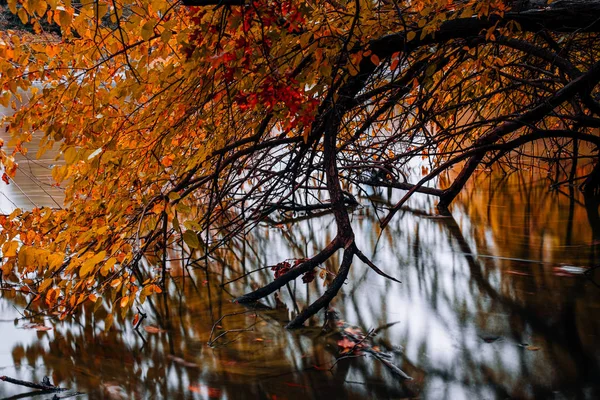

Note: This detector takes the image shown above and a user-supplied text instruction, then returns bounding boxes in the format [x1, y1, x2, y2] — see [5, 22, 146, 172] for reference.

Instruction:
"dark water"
[1, 110, 599, 398]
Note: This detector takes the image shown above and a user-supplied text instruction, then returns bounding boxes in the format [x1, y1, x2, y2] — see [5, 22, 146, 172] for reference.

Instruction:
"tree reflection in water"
[1, 172, 599, 399]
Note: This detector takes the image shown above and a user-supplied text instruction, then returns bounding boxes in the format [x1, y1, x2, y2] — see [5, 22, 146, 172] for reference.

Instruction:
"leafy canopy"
[0, 0, 599, 324]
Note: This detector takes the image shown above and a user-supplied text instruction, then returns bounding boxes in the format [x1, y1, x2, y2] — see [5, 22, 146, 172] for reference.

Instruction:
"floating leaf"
[144, 325, 166, 334]
[168, 355, 198, 368]
[22, 323, 52, 331]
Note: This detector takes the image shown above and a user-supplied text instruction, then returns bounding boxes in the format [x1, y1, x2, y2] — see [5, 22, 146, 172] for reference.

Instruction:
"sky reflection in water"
[0, 126, 599, 399]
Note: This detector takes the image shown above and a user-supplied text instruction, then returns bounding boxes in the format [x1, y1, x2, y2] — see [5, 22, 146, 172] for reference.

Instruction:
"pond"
[1, 114, 599, 399]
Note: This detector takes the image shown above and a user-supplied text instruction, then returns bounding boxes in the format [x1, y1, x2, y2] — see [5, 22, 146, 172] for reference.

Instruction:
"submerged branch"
[234, 237, 342, 303]
[286, 244, 355, 329]
[0, 376, 68, 392]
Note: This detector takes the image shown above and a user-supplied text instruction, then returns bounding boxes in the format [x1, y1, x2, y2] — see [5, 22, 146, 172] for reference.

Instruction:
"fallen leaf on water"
[188, 384, 222, 398]
[167, 355, 198, 368]
[526, 345, 540, 351]
[144, 325, 166, 334]
[480, 335, 501, 343]
[505, 270, 531, 276]
[553, 265, 587, 277]
[285, 382, 309, 388]
[103, 382, 126, 398]
[189, 385, 201, 393]
[22, 323, 52, 331]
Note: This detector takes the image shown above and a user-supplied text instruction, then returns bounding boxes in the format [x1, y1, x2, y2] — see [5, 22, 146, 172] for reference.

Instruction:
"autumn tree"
[1, 0, 600, 328]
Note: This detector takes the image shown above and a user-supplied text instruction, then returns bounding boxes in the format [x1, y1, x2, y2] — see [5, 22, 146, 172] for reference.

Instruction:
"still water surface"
[0, 120, 599, 399]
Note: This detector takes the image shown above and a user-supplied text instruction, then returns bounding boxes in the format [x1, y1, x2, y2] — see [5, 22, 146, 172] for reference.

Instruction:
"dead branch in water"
[0, 375, 68, 392]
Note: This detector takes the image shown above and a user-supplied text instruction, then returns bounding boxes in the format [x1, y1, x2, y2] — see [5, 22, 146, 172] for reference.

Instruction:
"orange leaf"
[144, 325, 166, 334]
[152, 284, 162, 293]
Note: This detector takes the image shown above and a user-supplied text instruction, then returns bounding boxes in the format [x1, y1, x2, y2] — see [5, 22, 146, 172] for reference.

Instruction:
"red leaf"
[337, 337, 355, 351]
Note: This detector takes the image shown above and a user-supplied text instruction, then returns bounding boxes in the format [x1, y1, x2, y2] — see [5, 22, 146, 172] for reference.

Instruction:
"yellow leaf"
[94, 2, 108, 20]
[141, 20, 155, 41]
[141, 285, 152, 296]
[36, 0, 48, 17]
[79, 259, 95, 278]
[101, 256, 117, 276]
[407, 31, 417, 41]
[348, 63, 358, 76]
[90, 250, 107, 265]
[104, 313, 114, 331]
[39, 278, 53, 292]
[461, 8, 473, 18]
[2, 241, 19, 258]
[48, 253, 64, 270]
[8, 0, 17, 14]
[17, 8, 28, 24]
[120, 295, 129, 308]
[58, 10, 72, 28]
[183, 230, 200, 249]
[79, 250, 106, 278]
[161, 29, 173, 44]
[64, 146, 77, 164]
